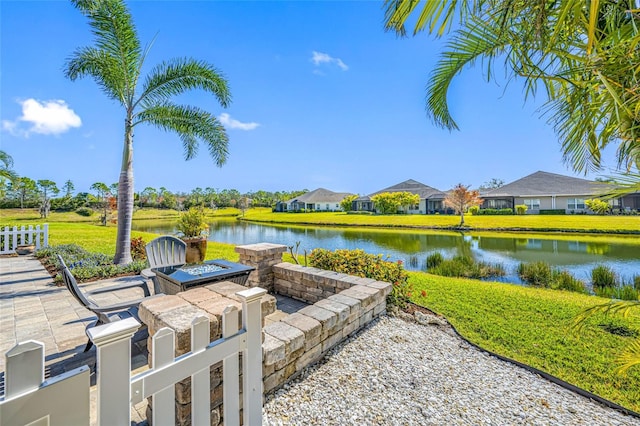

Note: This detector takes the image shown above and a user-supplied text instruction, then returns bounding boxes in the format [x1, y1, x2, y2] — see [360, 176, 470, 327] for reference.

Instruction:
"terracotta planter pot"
[16, 245, 35, 255]
[183, 237, 207, 264]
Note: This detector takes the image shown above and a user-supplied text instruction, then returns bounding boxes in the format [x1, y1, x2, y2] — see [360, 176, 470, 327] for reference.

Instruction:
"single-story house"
[353, 179, 449, 214]
[275, 188, 355, 212]
[481, 170, 640, 214]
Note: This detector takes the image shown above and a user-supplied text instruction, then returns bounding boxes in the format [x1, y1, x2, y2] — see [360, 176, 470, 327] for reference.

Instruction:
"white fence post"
[191, 316, 211, 425]
[152, 327, 176, 426]
[0, 341, 90, 425]
[87, 317, 141, 426]
[43, 223, 49, 248]
[223, 306, 240, 425]
[238, 287, 267, 426]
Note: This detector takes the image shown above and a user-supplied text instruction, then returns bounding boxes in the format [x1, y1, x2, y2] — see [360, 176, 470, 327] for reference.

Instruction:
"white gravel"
[263, 315, 640, 426]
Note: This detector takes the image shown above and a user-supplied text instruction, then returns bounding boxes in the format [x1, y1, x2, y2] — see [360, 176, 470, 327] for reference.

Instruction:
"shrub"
[75, 207, 94, 217]
[551, 270, 587, 293]
[591, 265, 617, 288]
[468, 205, 480, 215]
[539, 209, 566, 215]
[515, 204, 528, 215]
[475, 208, 513, 215]
[130, 236, 147, 261]
[429, 255, 505, 279]
[176, 207, 209, 238]
[36, 244, 147, 284]
[594, 285, 639, 301]
[633, 275, 640, 290]
[426, 252, 443, 269]
[517, 261, 553, 287]
[585, 198, 610, 215]
[309, 248, 411, 308]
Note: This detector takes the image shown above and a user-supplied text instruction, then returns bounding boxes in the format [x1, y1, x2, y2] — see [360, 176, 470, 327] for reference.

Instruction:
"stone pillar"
[235, 243, 287, 292]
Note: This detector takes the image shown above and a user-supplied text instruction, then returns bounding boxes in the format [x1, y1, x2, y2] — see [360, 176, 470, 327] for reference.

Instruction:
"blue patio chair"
[142, 235, 186, 294]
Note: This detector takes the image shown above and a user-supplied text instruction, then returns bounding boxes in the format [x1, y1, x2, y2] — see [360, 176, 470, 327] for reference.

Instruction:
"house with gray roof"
[480, 170, 635, 214]
[276, 188, 355, 212]
[353, 179, 448, 214]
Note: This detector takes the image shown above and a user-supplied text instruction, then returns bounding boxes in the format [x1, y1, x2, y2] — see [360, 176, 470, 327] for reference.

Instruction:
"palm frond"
[383, 0, 478, 37]
[65, 47, 125, 103]
[573, 300, 640, 331]
[615, 339, 640, 375]
[67, 0, 142, 104]
[0, 150, 17, 181]
[135, 103, 228, 166]
[426, 15, 510, 130]
[137, 58, 231, 110]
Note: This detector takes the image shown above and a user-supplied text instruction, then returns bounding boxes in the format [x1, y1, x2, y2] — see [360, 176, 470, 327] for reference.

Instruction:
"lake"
[131, 219, 640, 284]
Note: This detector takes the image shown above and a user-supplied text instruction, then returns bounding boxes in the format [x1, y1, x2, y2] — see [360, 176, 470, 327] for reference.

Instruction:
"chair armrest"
[87, 279, 151, 297]
[141, 268, 155, 279]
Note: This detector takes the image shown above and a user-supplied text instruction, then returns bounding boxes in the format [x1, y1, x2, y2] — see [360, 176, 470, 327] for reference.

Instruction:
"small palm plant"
[176, 207, 209, 239]
[574, 301, 640, 374]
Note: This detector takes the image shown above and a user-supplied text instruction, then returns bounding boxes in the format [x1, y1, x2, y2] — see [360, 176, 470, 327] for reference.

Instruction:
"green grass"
[241, 208, 640, 234]
[408, 272, 640, 412]
[24, 221, 238, 261]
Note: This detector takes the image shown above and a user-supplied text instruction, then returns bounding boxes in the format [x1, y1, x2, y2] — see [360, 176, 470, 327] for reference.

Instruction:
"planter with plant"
[176, 207, 209, 263]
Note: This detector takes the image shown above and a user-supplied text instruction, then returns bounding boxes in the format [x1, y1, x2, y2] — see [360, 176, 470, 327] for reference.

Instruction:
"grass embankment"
[409, 272, 640, 412]
[241, 208, 640, 234]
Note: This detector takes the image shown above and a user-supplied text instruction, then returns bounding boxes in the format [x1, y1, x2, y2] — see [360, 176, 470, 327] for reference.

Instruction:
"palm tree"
[0, 150, 17, 181]
[383, 0, 640, 175]
[65, 0, 231, 264]
[384, 0, 640, 372]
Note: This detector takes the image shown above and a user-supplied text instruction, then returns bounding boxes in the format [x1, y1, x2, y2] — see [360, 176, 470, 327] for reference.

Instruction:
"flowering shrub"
[309, 248, 412, 308]
[130, 236, 147, 261]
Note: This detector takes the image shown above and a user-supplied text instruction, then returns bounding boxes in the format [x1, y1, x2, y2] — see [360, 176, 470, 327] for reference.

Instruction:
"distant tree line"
[0, 172, 307, 215]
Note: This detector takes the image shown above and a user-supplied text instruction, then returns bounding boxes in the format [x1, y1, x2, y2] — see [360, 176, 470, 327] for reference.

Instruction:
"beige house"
[353, 179, 448, 214]
[480, 171, 632, 214]
[277, 188, 355, 212]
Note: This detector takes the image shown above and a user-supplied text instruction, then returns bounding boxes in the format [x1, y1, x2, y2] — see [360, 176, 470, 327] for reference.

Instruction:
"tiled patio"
[0, 253, 310, 424]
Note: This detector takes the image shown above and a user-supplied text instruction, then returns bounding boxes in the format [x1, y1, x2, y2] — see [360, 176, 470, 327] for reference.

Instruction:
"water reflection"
[131, 219, 640, 282]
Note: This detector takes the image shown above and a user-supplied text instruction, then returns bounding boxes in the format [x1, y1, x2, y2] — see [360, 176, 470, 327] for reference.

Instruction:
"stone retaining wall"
[263, 263, 392, 393]
[139, 243, 392, 425]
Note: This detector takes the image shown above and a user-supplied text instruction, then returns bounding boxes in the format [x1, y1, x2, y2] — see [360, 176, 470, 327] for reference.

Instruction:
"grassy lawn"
[0, 207, 242, 224]
[409, 272, 640, 412]
[241, 208, 640, 234]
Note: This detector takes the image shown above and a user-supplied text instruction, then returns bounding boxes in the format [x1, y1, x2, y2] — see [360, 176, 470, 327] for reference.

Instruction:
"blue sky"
[0, 1, 620, 196]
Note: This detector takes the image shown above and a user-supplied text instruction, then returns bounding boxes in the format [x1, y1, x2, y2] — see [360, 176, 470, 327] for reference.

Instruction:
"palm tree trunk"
[113, 119, 134, 265]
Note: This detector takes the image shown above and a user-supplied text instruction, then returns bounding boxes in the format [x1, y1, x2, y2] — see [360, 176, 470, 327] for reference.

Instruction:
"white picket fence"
[0, 224, 49, 254]
[0, 287, 266, 426]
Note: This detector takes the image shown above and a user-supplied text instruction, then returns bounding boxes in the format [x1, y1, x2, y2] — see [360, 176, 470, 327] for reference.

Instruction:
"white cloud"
[219, 113, 260, 131]
[311, 51, 349, 72]
[2, 98, 81, 137]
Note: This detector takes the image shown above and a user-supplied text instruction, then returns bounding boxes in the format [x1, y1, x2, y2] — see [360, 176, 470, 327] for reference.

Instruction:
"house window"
[326, 204, 329, 210]
[316, 204, 320, 210]
[568, 198, 585, 209]
[336, 204, 339, 209]
[524, 199, 540, 210]
[487, 199, 510, 209]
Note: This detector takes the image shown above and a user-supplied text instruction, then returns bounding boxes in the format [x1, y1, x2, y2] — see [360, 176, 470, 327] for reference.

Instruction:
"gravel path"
[263, 315, 640, 426]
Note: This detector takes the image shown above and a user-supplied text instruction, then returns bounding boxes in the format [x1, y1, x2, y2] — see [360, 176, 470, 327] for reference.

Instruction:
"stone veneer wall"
[262, 262, 392, 393]
[139, 243, 392, 425]
[235, 243, 287, 292]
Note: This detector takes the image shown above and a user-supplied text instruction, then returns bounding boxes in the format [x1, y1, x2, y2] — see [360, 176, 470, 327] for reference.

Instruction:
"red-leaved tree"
[444, 184, 482, 226]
